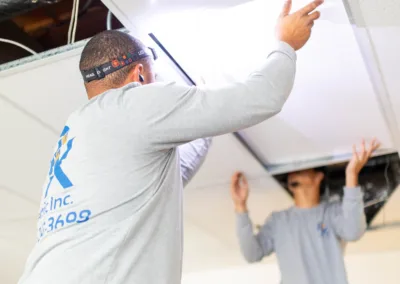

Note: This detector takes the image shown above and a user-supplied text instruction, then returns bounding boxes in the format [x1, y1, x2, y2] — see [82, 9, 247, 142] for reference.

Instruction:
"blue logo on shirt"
[44, 126, 75, 198]
[317, 222, 329, 237]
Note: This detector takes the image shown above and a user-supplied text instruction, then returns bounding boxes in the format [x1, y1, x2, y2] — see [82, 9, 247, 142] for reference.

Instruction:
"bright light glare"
[149, 0, 284, 85]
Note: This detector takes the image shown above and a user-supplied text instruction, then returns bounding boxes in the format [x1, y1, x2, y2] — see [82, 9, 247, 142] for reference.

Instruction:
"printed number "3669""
[48, 209, 91, 232]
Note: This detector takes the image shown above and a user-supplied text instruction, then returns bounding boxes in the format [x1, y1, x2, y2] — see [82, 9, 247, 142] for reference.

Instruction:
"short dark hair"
[79, 30, 148, 88]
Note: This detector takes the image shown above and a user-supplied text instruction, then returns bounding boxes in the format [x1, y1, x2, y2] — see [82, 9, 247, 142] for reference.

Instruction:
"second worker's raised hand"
[230, 172, 249, 213]
[276, 0, 324, 51]
[345, 138, 380, 187]
[346, 138, 381, 176]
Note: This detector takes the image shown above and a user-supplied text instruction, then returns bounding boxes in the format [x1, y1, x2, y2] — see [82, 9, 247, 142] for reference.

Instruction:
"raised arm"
[136, 0, 323, 148]
[329, 139, 380, 241]
[141, 42, 295, 148]
[236, 213, 275, 263]
[179, 138, 212, 187]
[231, 172, 275, 262]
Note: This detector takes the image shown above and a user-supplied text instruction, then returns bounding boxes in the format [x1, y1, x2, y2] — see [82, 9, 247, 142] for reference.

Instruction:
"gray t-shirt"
[18, 41, 296, 284]
[236, 187, 366, 284]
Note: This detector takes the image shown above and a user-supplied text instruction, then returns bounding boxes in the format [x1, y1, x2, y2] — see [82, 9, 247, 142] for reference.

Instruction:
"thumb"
[280, 0, 292, 17]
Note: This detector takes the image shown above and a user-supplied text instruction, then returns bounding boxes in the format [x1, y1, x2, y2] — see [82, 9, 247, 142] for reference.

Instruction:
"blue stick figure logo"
[44, 126, 75, 198]
[317, 222, 329, 237]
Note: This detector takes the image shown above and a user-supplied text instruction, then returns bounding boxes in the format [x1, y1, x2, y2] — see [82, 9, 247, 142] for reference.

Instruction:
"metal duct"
[0, 0, 62, 22]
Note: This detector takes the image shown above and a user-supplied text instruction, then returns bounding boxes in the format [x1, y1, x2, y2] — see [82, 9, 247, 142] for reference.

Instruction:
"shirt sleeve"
[140, 41, 296, 149]
[328, 186, 367, 241]
[179, 137, 212, 188]
[236, 212, 275, 263]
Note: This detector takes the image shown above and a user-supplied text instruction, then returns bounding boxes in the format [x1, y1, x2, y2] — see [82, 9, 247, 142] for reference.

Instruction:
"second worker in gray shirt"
[231, 139, 380, 284]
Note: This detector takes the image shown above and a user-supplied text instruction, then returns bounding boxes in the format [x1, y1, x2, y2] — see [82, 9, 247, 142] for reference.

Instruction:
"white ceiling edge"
[0, 28, 129, 77]
[341, 0, 400, 153]
[0, 40, 86, 77]
[350, 29, 400, 151]
[265, 148, 397, 175]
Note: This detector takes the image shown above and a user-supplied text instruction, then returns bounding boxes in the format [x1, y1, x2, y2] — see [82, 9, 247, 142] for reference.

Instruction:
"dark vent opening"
[0, 0, 124, 65]
[274, 153, 400, 227]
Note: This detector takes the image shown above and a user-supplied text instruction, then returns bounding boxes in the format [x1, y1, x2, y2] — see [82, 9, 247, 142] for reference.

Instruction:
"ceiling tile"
[0, 98, 57, 202]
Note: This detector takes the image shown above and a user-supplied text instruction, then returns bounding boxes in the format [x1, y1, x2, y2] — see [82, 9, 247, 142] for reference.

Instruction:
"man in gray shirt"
[231, 139, 380, 284]
[18, 0, 324, 283]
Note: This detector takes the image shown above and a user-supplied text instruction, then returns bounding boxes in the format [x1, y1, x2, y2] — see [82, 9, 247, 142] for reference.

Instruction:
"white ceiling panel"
[185, 134, 268, 190]
[349, 0, 400, 27]
[342, 0, 400, 151]
[183, 222, 243, 273]
[241, 16, 394, 165]
[0, 190, 37, 284]
[0, 51, 87, 131]
[102, 0, 253, 35]
[185, 177, 293, 251]
[0, 239, 34, 284]
[363, 27, 400, 140]
[109, 0, 395, 171]
[0, 187, 37, 222]
[0, 97, 57, 202]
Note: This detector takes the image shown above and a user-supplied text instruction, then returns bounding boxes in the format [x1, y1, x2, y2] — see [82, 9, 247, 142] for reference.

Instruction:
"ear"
[126, 64, 144, 84]
[316, 172, 324, 184]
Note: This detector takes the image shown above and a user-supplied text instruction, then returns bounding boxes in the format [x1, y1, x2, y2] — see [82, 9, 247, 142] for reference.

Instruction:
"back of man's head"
[79, 30, 153, 97]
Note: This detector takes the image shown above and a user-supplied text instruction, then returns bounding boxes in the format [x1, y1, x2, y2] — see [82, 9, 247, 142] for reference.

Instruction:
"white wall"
[182, 250, 400, 284]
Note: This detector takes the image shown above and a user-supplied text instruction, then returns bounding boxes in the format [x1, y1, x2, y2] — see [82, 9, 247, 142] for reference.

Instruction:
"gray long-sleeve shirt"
[236, 187, 367, 284]
[19, 41, 296, 284]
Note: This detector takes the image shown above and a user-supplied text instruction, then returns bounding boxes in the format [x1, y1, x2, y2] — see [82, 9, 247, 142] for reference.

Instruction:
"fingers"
[231, 172, 241, 188]
[366, 138, 381, 158]
[280, 0, 292, 17]
[360, 139, 366, 159]
[299, 0, 324, 16]
[241, 173, 248, 186]
[372, 138, 381, 151]
[307, 10, 321, 24]
[353, 140, 367, 162]
[353, 138, 380, 164]
[352, 144, 360, 161]
[374, 142, 381, 152]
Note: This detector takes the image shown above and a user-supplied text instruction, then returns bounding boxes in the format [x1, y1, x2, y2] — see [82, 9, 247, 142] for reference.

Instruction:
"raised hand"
[276, 0, 324, 51]
[230, 172, 249, 213]
[346, 138, 380, 187]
